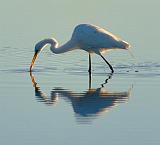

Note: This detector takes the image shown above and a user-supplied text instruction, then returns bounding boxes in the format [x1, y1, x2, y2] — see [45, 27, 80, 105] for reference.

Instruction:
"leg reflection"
[101, 73, 113, 87]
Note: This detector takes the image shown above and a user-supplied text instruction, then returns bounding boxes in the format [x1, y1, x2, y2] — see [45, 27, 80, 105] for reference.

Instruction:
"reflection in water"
[30, 72, 132, 123]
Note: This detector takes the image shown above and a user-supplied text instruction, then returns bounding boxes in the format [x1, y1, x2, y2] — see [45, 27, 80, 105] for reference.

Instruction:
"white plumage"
[30, 24, 131, 73]
[72, 24, 130, 53]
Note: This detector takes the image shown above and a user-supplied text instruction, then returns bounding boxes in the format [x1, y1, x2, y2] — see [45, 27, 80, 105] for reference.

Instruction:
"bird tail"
[121, 40, 131, 49]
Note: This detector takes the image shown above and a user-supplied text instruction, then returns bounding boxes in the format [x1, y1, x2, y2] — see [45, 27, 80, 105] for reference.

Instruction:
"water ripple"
[63, 61, 160, 77]
[0, 66, 57, 74]
[1, 61, 160, 78]
[0, 46, 160, 77]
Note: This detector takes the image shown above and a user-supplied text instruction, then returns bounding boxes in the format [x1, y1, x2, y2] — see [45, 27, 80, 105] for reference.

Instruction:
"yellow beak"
[30, 52, 38, 71]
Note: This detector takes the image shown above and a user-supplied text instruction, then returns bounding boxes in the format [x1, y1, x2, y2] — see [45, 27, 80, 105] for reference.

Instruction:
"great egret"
[30, 24, 130, 73]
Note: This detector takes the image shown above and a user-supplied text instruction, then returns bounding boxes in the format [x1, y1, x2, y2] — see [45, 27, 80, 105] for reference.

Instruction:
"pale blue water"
[0, 0, 160, 145]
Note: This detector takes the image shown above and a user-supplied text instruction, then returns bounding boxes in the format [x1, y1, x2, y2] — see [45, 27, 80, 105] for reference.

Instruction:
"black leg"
[89, 71, 92, 89]
[100, 54, 114, 73]
[88, 53, 91, 73]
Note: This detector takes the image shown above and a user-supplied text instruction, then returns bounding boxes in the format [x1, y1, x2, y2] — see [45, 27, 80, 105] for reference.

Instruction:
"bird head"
[30, 38, 57, 71]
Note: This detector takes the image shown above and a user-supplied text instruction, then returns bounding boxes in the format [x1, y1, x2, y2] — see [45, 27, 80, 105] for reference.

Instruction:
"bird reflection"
[30, 72, 132, 123]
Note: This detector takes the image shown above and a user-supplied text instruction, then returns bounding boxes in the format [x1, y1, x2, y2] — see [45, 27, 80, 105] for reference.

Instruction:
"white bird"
[30, 24, 130, 73]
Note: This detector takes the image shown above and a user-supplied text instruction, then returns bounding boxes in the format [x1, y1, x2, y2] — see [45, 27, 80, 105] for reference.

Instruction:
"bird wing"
[72, 24, 121, 50]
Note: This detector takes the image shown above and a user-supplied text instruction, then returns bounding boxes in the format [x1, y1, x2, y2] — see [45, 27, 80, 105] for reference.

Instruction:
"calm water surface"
[0, 0, 160, 145]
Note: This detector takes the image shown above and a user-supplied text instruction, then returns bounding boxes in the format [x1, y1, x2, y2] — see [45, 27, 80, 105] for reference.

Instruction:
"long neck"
[49, 39, 77, 54]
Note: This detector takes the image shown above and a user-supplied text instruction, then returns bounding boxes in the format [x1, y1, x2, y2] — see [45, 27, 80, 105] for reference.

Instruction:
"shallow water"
[0, 48, 160, 145]
[1, 0, 160, 145]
